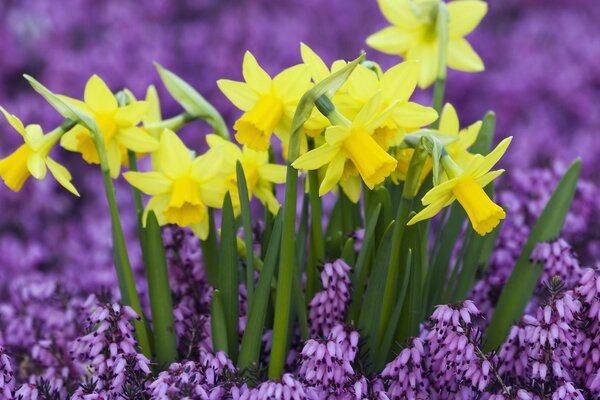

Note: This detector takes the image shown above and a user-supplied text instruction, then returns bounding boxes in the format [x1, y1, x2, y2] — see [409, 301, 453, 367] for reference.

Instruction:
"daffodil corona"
[367, 0, 488, 88]
[60, 75, 159, 177]
[218, 52, 312, 151]
[407, 137, 512, 235]
[0, 107, 79, 195]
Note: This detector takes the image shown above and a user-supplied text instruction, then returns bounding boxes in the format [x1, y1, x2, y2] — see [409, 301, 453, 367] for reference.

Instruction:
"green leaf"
[200, 209, 219, 287]
[342, 238, 356, 266]
[144, 212, 178, 367]
[211, 290, 229, 354]
[484, 159, 581, 352]
[219, 192, 240, 362]
[238, 213, 283, 371]
[470, 112, 496, 155]
[237, 162, 255, 303]
[293, 194, 309, 340]
[154, 63, 229, 139]
[287, 53, 365, 161]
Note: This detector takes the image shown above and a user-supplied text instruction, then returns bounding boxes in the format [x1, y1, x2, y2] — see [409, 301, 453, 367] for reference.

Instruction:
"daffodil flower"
[123, 129, 227, 239]
[217, 51, 312, 151]
[407, 137, 512, 235]
[292, 92, 398, 199]
[367, 0, 487, 88]
[205, 135, 286, 215]
[60, 75, 159, 178]
[0, 107, 79, 195]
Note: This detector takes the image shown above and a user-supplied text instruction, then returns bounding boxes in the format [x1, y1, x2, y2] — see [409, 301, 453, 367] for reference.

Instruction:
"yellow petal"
[84, 75, 118, 113]
[198, 177, 228, 208]
[27, 152, 47, 180]
[159, 129, 192, 178]
[347, 65, 379, 102]
[407, 193, 455, 225]
[143, 194, 171, 226]
[407, 40, 439, 89]
[273, 64, 312, 104]
[392, 102, 438, 128]
[447, 38, 484, 72]
[259, 164, 287, 184]
[106, 140, 122, 178]
[300, 43, 331, 82]
[380, 61, 419, 103]
[254, 185, 281, 215]
[375, 0, 421, 27]
[475, 169, 504, 188]
[190, 218, 210, 240]
[448, 0, 487, 38]
[340, 175, 361, 203]
[354, 91, 384, 128]
[343, 130, 397, 189]
[117, 127, 159, 153]
[319, 152, 346, 197]
[0, 106, 26, 137]
[114, 101, 149, 126]
[46, 157, 80, 196]
[0, 144, 31, 192]
[243, 51, 271, 94]
[366, 26, 416, 56]
[292, 143, 339, 171]
[123, 171, 172, 195]
[473, 137, 512, 177]
[23, 125, 45, 148]
[217, 79, 259, 112]
[438, 103, 459, 135]
[144, 85, 161, 124]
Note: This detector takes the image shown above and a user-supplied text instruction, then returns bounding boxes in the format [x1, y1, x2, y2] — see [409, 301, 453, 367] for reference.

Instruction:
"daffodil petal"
[217, 79, 259, 112]
[475, 169, 505, 188]
[199, 177, 228, 208]
[392, 102, 438, 128]
[438, 103, 460, 135]
[300, 43, 331, 82]
[324, 126, 351, 146]
[24, 125, 45, 147]
[27, 153, 47, 180]
[190, 218, 209, 240]
[159, 129, 192, 178]
[366, 26, 415, 56]
[243, 51, 271, 94]
[0, 106, 26, 136]
[347, 65, 379, 101]
[319, 152, 346, 196]
[123, 171, 172, 195]
[273, 64, 311, 103]
[292, 143, 339, 171]
[144, 85, 161, 124]
[259, 164, 287, 184]
[448, 0, 488, 38]
[447, 38, 484, 72]
[474, 137, 512, 177]
[115, 101, 149, 126]
[381, 61, 419, 103]
[84, 75, 118, 113]
[143, 194, 171, 226]
[254, 185, 281, 215]
[375, 0, 422, 27]
[407, 40, 439, 89]
[46, 157, 80, 196]
[407, 193, 454, 225]
[106, 140, 122, 178]
[340, 175, 361, 203]
[117, 127, 159, 153]
[354, 91, 384, 128]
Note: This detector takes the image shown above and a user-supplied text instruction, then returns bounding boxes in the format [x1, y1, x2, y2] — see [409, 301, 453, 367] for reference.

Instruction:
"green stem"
[145, 112, 198, 132]
[431, 78, 446, 125]
[200, 209, 220, 287]
[306, 138, 324, 304]
[268, 165, 298, 379]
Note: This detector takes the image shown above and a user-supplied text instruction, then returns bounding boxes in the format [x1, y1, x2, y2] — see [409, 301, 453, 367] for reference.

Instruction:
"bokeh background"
[0, 0, 598, 289]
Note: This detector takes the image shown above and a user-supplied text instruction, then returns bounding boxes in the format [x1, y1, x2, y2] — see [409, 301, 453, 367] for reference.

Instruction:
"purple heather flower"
[380, 338, 426, 399]
[308, 260, 352, 338]
[531, 239, 582, 289]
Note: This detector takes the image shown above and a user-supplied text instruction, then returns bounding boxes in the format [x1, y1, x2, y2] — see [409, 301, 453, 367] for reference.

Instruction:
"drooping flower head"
[217, 51, 312, 151]
[123, 129, 227, 239]
[367, 0, 487, 88]
[0, 106, 79, 195]
[60, 75, 159, 177]
[408, 137, 511, 235]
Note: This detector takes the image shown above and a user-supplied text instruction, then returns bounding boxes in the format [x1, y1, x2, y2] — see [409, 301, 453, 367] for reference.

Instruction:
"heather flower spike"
[367, 0, 487, 88]
[0, 106, 79, 195]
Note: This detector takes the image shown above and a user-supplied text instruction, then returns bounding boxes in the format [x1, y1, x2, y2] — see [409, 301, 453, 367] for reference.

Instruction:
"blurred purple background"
[0, 0, 598, 289]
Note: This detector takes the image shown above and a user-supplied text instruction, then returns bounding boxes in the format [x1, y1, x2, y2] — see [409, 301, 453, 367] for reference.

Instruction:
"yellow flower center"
[372, 125, 398, 149]
[0, 144, 32, 192]
[163, 176, 206, 227]
[234, 94, 283, 151]
[452, 177, 506, 236]
[96, 112, 118, 142]
[343, 129, 397, 189]
[75, 130, 101, 164]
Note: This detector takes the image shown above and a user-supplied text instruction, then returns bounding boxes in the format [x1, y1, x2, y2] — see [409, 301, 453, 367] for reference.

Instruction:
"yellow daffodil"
[0, 107, 79, 195]
[342, 61, 438, 148]
[292, 92, 398, 198]
[60, 75, 159, 178]
[205, 134, 286, 214]
[217, 51, 312, 151]
[367, 0, 487, 88]
[407, 137, 512, 235]
[123, 129, 226, 239]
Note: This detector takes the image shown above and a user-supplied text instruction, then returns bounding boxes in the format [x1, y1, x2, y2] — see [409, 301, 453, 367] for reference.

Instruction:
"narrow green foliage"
[200, 209, 219, 287]
[154, 63, 229, 139]
[238, 214, 283, 371]
[144, 212, 178, 367]
[219, 193, 240, 362]
[211, 290, 229, 354]
[306, 139, 324, 304]
[236, 161, 255, 304]
[294, 195, 309, 340]
[342, 238, 356, 266]
[484, 159, 581, 352]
